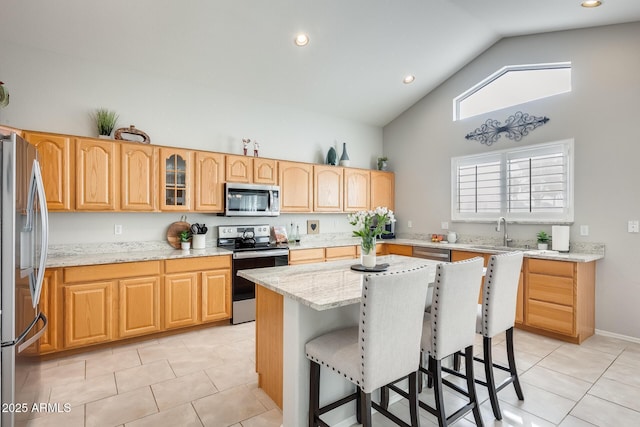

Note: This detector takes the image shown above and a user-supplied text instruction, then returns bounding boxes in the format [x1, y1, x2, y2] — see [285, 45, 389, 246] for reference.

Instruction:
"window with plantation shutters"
[451, 140, 573, 223]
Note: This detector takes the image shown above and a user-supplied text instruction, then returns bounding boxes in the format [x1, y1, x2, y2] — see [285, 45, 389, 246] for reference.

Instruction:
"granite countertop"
[46, 242, 231, 268]
[238, 255, 439, 311]
[290, 236, 604, 263]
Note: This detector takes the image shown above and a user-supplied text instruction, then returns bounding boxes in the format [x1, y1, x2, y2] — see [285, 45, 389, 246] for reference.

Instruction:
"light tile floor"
[15, 324, 640, 427]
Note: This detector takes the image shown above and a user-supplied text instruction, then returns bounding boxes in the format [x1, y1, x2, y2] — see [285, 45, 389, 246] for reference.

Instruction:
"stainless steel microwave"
[225, 183, 280, 216]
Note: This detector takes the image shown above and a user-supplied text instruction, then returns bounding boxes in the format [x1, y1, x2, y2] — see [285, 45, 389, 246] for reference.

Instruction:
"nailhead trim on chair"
[483, 258, 496, 335]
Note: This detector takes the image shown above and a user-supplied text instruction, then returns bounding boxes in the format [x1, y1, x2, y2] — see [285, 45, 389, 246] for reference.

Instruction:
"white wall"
[0, 40, 382, 243]
[384, 22, 640, 339]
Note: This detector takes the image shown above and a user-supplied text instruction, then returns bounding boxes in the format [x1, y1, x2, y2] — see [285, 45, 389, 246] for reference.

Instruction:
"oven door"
[232, 250, 288, 324]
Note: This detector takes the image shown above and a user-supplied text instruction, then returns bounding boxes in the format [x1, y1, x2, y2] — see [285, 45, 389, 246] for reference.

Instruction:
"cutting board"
[166, 216, 191, 249]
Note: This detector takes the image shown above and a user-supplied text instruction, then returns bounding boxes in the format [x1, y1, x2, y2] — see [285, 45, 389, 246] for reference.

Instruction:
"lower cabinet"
[45, 255, 231, 353]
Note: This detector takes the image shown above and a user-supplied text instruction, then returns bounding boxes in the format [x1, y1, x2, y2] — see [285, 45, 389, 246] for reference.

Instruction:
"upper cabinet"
[226, 155, 278, 185]
[314, 165, 343, 212]
[370, 170, 395, 211]
[160, 148, 193, 211]
[121, 143, 157, 211]
[76, 138, 118, 211]
[195, 151, 225, 212]
[279, 161, 313, 212]
[344, 169, 370, 212]
[23, 131, 75, 211]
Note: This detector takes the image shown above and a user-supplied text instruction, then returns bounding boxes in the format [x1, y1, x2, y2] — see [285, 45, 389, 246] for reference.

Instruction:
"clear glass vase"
[361, 236, 377, 268]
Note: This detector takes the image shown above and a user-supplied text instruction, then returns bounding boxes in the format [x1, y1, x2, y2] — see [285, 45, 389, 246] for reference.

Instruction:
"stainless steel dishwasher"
[412, 246, 450, 308]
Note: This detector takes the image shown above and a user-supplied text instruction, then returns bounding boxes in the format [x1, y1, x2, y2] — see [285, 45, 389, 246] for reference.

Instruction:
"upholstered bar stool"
[384, 257, 485, 427]
[305, 265, 430, 427]
[454, 251, 525, 420]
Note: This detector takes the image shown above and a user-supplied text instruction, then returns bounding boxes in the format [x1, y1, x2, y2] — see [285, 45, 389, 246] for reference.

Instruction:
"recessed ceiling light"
[581, 1, 602, 7]
[294, 34, 309, 47]
[403, 75, 415, 84]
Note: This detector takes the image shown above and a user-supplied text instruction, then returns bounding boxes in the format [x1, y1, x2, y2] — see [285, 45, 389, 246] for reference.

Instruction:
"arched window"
[454, 63, 571, 121]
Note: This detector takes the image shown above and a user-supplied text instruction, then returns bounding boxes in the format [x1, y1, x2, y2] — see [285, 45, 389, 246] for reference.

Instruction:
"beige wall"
[384, 22, 640, 339]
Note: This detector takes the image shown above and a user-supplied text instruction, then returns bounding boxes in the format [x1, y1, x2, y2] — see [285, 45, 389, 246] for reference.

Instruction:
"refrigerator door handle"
[26, 159, 49, 307]
[1, 312, 47, 351]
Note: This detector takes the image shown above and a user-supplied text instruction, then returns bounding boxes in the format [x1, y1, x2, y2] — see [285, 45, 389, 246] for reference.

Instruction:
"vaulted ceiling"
[2, 0, 640, 126]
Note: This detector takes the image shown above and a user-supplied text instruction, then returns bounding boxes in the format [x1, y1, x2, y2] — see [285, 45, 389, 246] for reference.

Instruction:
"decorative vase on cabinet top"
[339, 142, 350, 166]
[327, 147, 337, 165]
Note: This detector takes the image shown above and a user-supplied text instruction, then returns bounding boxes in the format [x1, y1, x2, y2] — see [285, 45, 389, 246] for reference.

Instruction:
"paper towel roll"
[552, 225, 570, 252]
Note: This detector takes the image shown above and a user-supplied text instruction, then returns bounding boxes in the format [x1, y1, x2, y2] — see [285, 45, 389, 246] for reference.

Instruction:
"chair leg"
[309, 361, 320, 427]
[506, 327, 524, 401]
[360, 389, 372, 427]
[356, 386, 362, 423]
[429, 356, 447, 427]
[453, 351, 461, 371]
[380, 385, 389, 410]
[483, 336, 502, 420]
[408, 371, 421, 427]
[464, 345, 484, 427]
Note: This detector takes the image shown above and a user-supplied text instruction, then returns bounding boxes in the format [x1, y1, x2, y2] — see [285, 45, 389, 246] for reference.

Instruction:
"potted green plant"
[377, 156, 388, 171]
[536, 230, 549, 250]
[92, 108, 119, 138]
[179, 230, 191, 250]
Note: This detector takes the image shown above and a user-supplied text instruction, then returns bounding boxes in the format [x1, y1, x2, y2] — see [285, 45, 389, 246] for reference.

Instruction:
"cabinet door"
[225, 155, 253, 183]
[289, 248, 325, 265]
[370, 171, 395, 211]
[76, 138, 117, 210]
[121, 143, 157, 211]
[314, 165, 343, 212]
[160, 148, 193, 211]
[24, 132, 74, 211]
[195, 151, 225, 212]
[201, 269, 231, 322]
[64, 281, 114, 348]
[254, 158, 278, 185]
[119, 276, 161, 338]
[279, 161, 313, 212]
[325, 246, 356, 261]
[165, 272, 198, 329]
[38, 269, 58, 353]
[515, 272, 524, 324]
[344, 169, 370, 212]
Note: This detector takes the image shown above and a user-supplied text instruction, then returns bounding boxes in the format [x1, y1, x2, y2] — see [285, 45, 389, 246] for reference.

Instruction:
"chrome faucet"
[496, 217, 512, 247]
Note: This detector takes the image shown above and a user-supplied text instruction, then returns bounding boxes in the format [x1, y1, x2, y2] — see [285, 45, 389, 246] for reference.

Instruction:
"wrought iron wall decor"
[465, 111, 549, 146]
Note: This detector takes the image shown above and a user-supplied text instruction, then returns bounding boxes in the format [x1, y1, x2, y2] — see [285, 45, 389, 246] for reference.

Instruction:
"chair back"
[481, 251, 524, 337]
[428, 257, 484, 360]
[359, 266, 430, 393]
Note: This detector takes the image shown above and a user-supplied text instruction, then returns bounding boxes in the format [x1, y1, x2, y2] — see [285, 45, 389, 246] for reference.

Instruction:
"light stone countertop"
[238, 255, 439, 311]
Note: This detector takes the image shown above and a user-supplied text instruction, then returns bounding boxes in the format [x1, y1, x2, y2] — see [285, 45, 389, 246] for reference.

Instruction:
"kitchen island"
[238, 255, 439, 427]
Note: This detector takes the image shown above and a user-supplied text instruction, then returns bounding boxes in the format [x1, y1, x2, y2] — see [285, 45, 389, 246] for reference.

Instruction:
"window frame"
[451, 139, 574, 224]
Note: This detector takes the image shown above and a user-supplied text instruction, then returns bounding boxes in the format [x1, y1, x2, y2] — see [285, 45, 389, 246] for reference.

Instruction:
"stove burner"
[235, 237, 257, 249]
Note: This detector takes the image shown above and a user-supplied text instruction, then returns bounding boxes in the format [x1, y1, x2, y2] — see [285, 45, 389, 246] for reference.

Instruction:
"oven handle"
[233, 249, 290, 259]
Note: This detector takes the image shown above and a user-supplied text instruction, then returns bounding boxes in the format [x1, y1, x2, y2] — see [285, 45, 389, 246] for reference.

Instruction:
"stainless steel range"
[217, 225, 289, 324]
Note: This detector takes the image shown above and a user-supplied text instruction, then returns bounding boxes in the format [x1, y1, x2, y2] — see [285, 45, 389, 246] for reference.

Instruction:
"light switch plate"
[407, 220, 413, 228]
[580, 225, 589, 236]
[628, 220, 639, 233]
[441, 222, 449, 230]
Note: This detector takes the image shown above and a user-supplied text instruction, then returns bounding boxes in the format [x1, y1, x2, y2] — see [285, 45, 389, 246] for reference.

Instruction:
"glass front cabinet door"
[160, 148, 193, 211]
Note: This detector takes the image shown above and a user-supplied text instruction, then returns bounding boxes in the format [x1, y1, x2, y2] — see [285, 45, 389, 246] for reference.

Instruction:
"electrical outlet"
[628, 220, 639, 233]
[114, 224, 122, 235]
[407, 220, 413, 228]
[441, 222, 449, 230]
[580, 225, 589, 236]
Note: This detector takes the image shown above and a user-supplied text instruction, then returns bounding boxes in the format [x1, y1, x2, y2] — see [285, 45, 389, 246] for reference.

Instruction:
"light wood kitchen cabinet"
[39, 269, 59, 353]
[195, 151, 225, 212]
[23, 131, 74, 211]
[160, 147, 193, 211]
[524, 258, 595, 343]
[225, 154, 253, 183]
[344, 168, 370, 212]
[385, 243, 412, 256]
[201, 269, 232, 322]
[370, 170, 395, 211]
[314, 165, 343, 212]
[279, 161, 313, 212]
[289, 248, 325, 265]
[63, 281, 114, 348]
[76, 138, 118, 210]
[253, 158, 278, 185]
[325, 245, 357, 261]
[164, 272, 199, 329]
[120, 143, 157, 211]
[118, 276, 161, 338]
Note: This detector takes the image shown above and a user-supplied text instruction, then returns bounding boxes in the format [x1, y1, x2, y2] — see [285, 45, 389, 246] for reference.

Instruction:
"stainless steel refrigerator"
[0, 132, 49, 427]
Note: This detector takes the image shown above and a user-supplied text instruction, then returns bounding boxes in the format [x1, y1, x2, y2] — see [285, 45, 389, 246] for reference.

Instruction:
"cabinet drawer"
[527, 258, 574, 277]
[325, 246, 356, 260]
[526, 299, 574, 335]
[289, 248, 324, 264]
[165, 255, 231, 273]
[386, 244, 413, 256]
[528, 273, 574, 306]
[64, 261, 161, 283]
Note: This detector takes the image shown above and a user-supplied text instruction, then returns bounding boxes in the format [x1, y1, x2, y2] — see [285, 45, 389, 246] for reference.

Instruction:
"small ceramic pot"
[181, 241, 191, 250]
